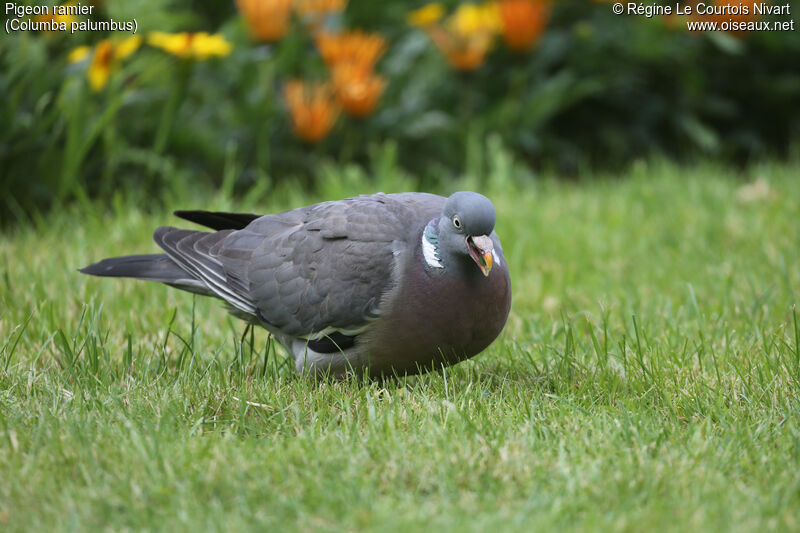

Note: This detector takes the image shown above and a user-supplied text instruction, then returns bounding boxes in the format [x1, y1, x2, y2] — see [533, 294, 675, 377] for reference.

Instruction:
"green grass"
[1, 160, 799, 531]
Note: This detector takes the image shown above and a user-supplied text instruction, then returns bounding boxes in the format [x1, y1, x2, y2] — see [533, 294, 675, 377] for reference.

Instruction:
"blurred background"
[2, 0, 799, 223]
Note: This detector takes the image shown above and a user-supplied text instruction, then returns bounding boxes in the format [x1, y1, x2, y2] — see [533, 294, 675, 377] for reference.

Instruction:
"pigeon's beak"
[466, 235, 493, 277]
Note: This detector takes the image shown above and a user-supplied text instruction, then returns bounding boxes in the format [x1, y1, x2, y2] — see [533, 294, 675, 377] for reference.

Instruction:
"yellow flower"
[315, 31, 387, 71]
[68, 45, 91, 63]
[69, 36, 142, 91]
[407, 3, 445, 27]
[148, 32, 232, 59]
[284, 80, 340, 143]
[450, 3, 501, 37]
[331, 63, 386, 118]
[482, 3, 504, 32]
[115, 35, 142, 59]
[236, 0, 293, 42]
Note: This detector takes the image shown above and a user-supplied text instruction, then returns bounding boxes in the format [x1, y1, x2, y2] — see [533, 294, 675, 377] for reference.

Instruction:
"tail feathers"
[173, 210, 260, 231]
[80, 254, 209, 294]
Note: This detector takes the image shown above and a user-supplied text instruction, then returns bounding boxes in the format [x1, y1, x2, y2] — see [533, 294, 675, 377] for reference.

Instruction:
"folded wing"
[154, 193, 443, 338]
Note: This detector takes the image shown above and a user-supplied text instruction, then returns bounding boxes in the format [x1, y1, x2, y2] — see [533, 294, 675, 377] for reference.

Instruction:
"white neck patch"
[422, 232, 443, 269]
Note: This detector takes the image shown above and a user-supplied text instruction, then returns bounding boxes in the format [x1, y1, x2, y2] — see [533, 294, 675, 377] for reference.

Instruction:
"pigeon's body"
[82, 192, 511, 377]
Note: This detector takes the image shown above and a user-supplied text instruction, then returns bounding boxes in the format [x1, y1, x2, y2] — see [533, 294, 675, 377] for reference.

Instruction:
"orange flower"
[332, 64, 386, 118]
[315, 31, 387, 71]
[89, 40, 115, 91]
[427, 26, 493, 71]
[284, 81, 339, 143]
[236, 0, 292, 42]
[414, 3, 499, 71]
[497, 0, 550, 52]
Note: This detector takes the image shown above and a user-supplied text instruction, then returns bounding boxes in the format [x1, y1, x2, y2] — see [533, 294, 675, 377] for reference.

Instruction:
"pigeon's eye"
[452, 216, 462, 229]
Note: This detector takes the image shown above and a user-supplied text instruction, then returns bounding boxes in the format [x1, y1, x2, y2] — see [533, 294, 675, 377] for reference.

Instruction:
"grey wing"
[156, 193, 441, 339]
[227, 194, 434, 337]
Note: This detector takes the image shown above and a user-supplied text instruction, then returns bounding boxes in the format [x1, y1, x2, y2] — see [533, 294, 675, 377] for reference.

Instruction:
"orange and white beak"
[466, 235, 493, 277]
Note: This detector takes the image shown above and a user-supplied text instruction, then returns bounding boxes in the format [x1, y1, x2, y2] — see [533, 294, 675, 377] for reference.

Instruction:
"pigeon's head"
[437, 191, 496, 277]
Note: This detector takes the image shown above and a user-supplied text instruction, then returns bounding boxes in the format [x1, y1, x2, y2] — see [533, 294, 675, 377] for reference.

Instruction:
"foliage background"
[2, 0, 799, 223]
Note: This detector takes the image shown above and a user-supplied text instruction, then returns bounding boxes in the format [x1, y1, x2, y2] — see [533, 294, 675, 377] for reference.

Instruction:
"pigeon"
[81, 191, 512, 377]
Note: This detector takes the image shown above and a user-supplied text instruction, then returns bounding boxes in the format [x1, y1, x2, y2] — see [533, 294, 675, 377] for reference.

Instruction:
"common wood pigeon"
[81, 192, 512, 377]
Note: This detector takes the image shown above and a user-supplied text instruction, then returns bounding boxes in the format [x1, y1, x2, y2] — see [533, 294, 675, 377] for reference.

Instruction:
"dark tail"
[173, 210, 260, 231]
[80, 254, 208, 293]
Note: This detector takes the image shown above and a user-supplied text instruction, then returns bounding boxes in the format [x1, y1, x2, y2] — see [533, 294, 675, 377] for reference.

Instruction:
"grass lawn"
[1, 161, 799, 531]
